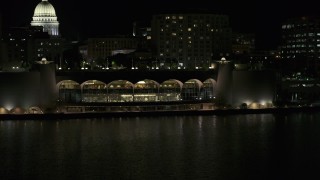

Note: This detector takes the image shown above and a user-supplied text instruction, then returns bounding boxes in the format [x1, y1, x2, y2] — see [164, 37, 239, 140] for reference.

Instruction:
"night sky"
[1, 0, 318, 49]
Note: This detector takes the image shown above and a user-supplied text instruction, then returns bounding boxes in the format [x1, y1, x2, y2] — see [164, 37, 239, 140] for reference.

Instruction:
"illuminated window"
[188, 28, 192, 31]
[179, 16, 183, 19]
[172, 33, 176, 36]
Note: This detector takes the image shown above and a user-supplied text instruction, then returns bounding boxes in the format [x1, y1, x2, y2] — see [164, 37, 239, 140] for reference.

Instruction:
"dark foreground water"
[1, 113, 320, 180]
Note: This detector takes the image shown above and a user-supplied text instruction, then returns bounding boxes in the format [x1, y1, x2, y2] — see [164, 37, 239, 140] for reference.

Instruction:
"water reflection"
[0, 113, 320, 179]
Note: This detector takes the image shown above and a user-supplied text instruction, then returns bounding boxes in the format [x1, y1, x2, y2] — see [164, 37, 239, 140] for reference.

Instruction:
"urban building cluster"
[0, 0, 319, 114]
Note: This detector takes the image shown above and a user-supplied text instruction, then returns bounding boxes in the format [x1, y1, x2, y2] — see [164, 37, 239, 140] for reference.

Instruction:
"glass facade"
[107, 80, 134, 102]
[134, 79, 159, 102]
[57, 78, 218, 103]
[81, 80, 107, 102]
[57, 80, 81, 103]
[181, 79, 203, 100]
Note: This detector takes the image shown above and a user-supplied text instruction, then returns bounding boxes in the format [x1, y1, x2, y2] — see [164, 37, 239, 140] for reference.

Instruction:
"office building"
[152, 13, 232, 69]
[281, 17, 320, 75]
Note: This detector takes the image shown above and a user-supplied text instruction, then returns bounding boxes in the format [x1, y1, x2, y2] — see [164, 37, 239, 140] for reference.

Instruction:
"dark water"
[1, 113, 320, 180]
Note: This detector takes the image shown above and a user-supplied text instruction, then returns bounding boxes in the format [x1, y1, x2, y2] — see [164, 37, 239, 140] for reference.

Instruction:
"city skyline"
[1, 0, 319, 49]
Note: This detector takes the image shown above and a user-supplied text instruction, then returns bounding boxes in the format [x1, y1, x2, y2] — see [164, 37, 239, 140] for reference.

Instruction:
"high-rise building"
[152, 13, 232, 69]
[280, 17, 320, 75]
[31, 0, 59, 37]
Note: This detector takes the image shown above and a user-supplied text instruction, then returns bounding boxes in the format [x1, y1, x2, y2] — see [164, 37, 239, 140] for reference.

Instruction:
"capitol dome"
[33, 0, 56, 17]
[31, 0, 59, 36]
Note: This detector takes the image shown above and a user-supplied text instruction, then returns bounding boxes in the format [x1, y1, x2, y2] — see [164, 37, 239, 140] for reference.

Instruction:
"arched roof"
[107, 80, 134, 89]
[160, 79, 183, 89]
[0, 107, 9, 114]
[10, 107, 26, 114]
[183, 79, 203, 89]
[135, 79, 159, 89]
[57, 80, 80, 89]
[203, 78, 217, 87]
[81, 80, 107, 89]
[28, 107, 44, 114]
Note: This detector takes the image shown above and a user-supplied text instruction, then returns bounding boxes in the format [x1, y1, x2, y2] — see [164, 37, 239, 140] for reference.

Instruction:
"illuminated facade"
[31, 0, 59, 37]
[152, 14, 232, 69]
[56, 78, 217, 104]
[0, 65, 278, 114]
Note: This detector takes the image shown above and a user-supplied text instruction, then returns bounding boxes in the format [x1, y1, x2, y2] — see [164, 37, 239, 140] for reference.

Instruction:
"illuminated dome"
[33, 0, 56, 17]
[31, 0, 59, 36]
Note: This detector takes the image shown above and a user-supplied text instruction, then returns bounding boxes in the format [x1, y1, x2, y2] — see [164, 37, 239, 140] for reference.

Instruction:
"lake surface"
[1, 113, 320, 179]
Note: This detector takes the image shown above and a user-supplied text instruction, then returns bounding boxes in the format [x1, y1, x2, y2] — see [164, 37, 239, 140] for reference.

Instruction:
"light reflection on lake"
[1, 113, 320, 179]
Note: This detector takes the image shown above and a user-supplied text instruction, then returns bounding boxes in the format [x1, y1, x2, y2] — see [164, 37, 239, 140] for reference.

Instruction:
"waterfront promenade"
[1, 106, 319, 120]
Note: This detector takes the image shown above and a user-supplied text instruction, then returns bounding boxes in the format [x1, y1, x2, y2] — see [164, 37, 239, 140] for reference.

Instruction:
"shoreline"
[1, 106, 320, 120]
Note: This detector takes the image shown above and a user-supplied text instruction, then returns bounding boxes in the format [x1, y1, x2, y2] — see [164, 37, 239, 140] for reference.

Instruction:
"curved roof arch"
[135, 79, 160, 89]
[183, 79, 203, 89]
[107, 80, 134, 89]
[57, 80, 80, 89]
[10, 107, 27, 114]
[81, 80, 107, 89]
[160, 79, 183, 89]
[28, 106, 44, 114]
[0, 107, 9, 114]
[203, 78, 217, 87]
